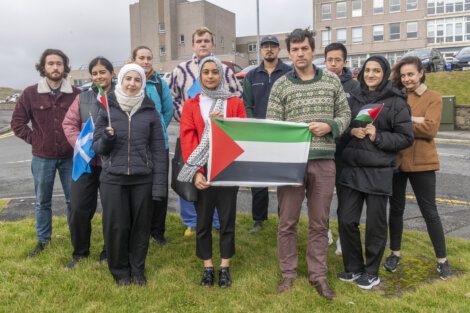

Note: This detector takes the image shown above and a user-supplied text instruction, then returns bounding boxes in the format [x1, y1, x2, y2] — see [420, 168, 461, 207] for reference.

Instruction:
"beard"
[45, 71, 63, 82]
[264, 55, 276, 63]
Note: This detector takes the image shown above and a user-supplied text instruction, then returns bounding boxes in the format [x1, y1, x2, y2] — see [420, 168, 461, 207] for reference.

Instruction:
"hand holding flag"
[95, 83, 111, 128]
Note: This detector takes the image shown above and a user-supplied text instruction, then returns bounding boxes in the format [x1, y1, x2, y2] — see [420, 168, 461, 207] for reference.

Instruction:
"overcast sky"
[0, 0, 312, 89]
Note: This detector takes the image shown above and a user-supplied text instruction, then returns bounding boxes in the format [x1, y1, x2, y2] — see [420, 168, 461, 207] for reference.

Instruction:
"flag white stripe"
[234, 141, 310, 163]
[356, 108, 370, 117]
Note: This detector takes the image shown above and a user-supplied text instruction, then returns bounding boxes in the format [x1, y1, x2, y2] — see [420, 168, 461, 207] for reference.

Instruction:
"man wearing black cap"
[242, 35, 291, 234]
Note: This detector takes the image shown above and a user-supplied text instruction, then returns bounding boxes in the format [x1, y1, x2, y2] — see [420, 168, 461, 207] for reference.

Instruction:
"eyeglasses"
[261, 44, 279, 50]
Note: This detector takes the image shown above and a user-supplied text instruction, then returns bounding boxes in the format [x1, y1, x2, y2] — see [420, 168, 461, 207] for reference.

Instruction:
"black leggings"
[388, 171, 447, 258]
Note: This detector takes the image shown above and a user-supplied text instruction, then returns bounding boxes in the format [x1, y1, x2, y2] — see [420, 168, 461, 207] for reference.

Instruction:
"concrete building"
[236, 33, 291, 65]
[313, 0, 470, 67]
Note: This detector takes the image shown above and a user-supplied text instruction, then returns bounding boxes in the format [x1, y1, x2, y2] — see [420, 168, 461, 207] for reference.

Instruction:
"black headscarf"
[358, 55, 392, 103]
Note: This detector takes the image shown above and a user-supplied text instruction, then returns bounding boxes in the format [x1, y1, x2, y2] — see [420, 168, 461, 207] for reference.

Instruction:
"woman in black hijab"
[336, 56, 414, 290]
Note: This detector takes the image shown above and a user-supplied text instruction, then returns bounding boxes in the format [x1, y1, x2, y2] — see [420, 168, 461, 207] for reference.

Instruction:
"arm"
[179, 100, 200, 164]
[169, 66, 184, 121]
[266, 80, 285, 121]
[224, 66, 243, 98]
[374, 99, 414, 152]
[62, 94, 82, 147]
[160, 79, 174, 128]
[242, 73, 254, 117]
[93, 110, 115, 155]
[413, 95, 442, 140]
[325, 79, 351, 139]
[10, 92, 33, 144]
[150, 114, 167, 199]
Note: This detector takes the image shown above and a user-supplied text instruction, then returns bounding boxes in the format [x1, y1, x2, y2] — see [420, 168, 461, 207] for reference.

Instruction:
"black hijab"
[358, 55, 392, 103]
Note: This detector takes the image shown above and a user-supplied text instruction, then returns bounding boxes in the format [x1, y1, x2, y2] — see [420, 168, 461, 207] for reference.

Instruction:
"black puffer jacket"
[93, 93, 167, 199]
[338, 81, 414, 195]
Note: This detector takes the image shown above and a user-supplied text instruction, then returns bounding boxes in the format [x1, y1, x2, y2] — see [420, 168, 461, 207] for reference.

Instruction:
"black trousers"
[69, 166, 101, 257]
[101, 182, 153, 280]
[338, 186, 388, 275]
[150, 149, 169, 237]
[389, 170, 447, 258]
[251, 187, 268, 221]
[196, 186, 238, 260]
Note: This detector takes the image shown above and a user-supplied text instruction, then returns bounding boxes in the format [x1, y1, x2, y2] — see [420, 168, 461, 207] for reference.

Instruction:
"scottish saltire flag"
[187, 79, 201, 99]
[355, 103, 384, 123]
[208, 118, 311, 187]
[72, 116, 95, 181]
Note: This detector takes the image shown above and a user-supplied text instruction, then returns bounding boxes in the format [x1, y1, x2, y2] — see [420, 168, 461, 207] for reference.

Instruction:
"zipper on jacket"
[127, 114, 131, 175]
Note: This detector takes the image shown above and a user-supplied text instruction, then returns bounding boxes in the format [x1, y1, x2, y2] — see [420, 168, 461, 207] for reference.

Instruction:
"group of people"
[10, 25, 453, 296]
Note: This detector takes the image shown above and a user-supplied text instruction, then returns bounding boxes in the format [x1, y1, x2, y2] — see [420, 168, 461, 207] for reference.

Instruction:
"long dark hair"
[35, 49, 71, 78]
[392, 56, 426, 90]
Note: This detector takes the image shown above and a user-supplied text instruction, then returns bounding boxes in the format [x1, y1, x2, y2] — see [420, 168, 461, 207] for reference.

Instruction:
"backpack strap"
[156, 75, 163, 102]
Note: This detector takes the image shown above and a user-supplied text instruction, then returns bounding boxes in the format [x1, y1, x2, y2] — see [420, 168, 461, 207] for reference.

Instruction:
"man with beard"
[11, 49, 80, 258]
[242, 35, 291, 234]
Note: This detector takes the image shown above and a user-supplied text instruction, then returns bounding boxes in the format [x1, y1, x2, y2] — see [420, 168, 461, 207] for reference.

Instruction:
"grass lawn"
[426, 71, 470, 105]
[0, 198, 9, 212]
[1, 213, 469, 313]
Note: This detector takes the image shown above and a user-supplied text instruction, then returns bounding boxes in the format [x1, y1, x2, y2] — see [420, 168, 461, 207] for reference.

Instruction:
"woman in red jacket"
[179, 56, 246, 288]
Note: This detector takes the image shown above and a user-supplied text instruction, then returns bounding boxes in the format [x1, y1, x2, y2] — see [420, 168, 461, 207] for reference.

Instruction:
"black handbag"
[171, 137, 198, 202]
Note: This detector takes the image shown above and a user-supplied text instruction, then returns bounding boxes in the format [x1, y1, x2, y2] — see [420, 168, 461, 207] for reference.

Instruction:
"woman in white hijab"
[93, 64, 167, 286]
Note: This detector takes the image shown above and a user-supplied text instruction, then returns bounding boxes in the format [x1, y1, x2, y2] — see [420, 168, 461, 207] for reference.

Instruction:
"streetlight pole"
[256, 0, 260, 65]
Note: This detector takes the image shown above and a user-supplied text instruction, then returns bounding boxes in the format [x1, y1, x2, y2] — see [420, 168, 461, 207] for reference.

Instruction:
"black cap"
[260, 35, 280, 46]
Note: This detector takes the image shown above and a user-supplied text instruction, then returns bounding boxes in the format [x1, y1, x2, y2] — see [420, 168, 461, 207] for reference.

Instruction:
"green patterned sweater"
[266, 68, 351, 160]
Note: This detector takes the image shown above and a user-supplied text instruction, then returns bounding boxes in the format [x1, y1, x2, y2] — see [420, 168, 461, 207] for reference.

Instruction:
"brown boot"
[277, 277, 295, 293]
[310, 278, 336, 300]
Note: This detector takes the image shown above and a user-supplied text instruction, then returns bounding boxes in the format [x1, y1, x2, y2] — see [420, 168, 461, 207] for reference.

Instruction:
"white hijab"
[115, 64, 146, 115]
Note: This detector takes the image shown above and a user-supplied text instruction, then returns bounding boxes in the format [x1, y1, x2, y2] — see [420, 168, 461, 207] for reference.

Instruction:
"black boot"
[218, 267, 232, 288]
[200, 267, 214, 287]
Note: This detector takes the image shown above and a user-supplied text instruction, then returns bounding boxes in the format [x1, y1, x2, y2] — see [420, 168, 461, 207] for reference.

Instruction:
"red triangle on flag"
[210, 120, 244, 181]
[367, 103, 384, 121]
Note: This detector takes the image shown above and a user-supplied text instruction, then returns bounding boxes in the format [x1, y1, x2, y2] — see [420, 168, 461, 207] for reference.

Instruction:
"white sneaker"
[335, 238, 342, 256]
[327, 229, 334, 246]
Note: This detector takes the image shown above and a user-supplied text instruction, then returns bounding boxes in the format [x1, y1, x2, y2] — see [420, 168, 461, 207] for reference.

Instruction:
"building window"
[428, 0, 446, 14]
[180, 34, 185, 45]
[336, 2, 347, 18]
[407, 21, 418, 38]
[336, 28, 347, 44]
[321, 3, 332, 20]
[407, 0, 418, 10]
[373, 25, 384, 41]
[352, 27, 363, 43]
[322, 30, 331, 46]
[390, 23, 401, 40]
[385, 51, 405, 66]
[159, 46, 166, 55]
[248, 43, 258, 53]
[428, 17, 466, 42]
[158, 23, 165, 33]
[466, 0, 470, 10]
[390, 0, 401, 12]
[348, 54, 368, 68]
[373, 0, 384, 14]
[352, 0, 362, 17]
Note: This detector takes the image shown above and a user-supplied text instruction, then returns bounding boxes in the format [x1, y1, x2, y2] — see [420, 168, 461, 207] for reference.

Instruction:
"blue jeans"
[31, 156, 72, 243]
[179, 198, 219, 229]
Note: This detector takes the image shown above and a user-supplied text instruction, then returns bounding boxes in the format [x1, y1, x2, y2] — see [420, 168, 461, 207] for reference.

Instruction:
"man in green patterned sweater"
[267, 28, 350, 299]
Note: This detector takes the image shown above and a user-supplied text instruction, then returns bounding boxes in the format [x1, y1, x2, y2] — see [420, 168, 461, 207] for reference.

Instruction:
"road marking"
[439, 152, 469, 159]
[406, 195, 470, 206]
[5, 160, 31, 164]
[0, 131, 13, 139]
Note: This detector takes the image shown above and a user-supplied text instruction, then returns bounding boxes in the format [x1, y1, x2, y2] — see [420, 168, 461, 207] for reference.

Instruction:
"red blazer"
[180, 95, 247, 173]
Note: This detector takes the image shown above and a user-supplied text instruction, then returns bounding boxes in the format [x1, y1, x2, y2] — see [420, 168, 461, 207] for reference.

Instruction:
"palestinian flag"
[355, 103, 384, 123]
[208, 118, 311, 187]
[95, 83, 108, 111]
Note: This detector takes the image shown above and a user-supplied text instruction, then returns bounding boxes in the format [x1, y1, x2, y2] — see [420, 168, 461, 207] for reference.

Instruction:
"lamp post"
[256, 0, 260, 65]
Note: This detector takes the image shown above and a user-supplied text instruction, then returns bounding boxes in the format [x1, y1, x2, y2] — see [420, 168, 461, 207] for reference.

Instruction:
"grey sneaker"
[66, 257, 83, 270]
[337, 271, 362, 282]
[437, 260, 453, 280]
[249, 221, 263, 234]
[356, 273, 380, 290]
[384, 253, 400, 272]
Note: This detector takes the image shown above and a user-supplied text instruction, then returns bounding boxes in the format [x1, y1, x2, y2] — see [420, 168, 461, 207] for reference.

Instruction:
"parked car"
[451, 47, 470, 71]
[235, 64, 258, 81]
[403, 48, 446, 72]
[313, 57, 326, 69]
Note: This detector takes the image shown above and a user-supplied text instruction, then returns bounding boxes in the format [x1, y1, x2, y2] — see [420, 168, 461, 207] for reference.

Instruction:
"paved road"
[1, 123, 470, 239]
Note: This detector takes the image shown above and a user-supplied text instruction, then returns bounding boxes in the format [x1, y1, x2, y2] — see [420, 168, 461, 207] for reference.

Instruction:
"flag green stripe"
[213, 119, 311, 142]
[355, 114, 373, 122]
